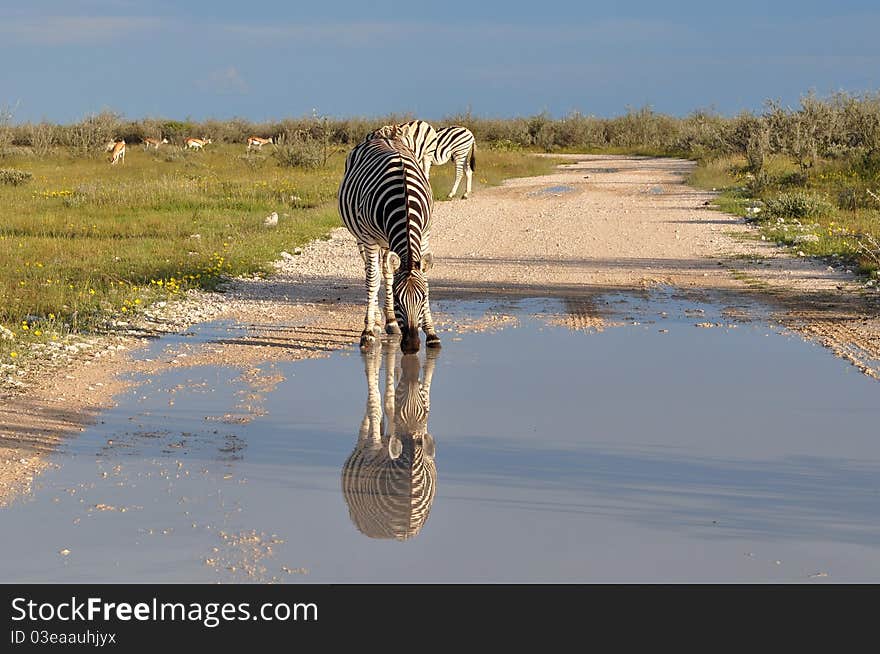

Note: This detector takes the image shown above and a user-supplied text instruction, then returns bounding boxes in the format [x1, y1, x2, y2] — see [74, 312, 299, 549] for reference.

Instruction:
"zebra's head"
[393, 263, 431, 354]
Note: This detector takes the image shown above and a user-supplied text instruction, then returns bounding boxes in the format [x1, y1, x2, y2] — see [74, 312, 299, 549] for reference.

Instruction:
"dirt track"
[2, 154, 878, 504]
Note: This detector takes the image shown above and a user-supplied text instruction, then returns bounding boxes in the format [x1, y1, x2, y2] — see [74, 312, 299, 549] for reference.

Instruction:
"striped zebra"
[432, 126, 477, 199]
[366, 120, 438, 179]
[339, 126, 441, 353]
[342, 342, 438, 540]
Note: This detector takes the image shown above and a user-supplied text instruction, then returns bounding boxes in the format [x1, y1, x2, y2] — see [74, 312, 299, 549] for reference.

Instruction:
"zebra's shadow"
[341, 340, 439, 541]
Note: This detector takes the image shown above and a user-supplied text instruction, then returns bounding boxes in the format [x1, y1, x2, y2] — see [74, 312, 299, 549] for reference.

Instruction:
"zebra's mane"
[374, 136, 422, 272]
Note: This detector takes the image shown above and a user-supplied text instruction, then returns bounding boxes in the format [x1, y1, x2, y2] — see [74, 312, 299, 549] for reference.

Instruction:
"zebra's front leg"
[421, 287, 441, 349]
[382, 339, 396, 439]
[360, 245, 382, 349]
[421, 347, 439, 412]
[382, 250, 401, 335]
[448, 162, 464, 199]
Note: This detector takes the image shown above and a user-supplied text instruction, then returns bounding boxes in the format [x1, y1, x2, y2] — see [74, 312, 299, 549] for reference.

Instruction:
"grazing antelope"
[143, 137, 169, 150]
[104, 140, 117, 152]
[184, 137, 212, 150]
[246, 136, 274, 151]
[108, 139, 126, 165]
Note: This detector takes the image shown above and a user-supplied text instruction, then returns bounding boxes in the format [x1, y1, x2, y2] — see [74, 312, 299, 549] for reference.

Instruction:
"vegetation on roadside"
[687, 157, 879, 281]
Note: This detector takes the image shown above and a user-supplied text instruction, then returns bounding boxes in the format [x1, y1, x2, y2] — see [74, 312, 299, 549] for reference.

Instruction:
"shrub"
[488, 138, 523, 152]
[61, 111, 123, 157]
[745, 125, 770, 174]
[273, 132, 323, 168]
[0, 102, 16, 152]
[26, 122, 58, 156]
[0, 168, 32, 185]
[765, 191, 836, 220]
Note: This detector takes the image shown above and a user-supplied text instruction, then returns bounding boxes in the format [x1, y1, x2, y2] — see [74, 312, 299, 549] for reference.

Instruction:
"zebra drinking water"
[432, 126, 476, 199]
[341, 342, 439, 541]
[338, 126, 441, 353]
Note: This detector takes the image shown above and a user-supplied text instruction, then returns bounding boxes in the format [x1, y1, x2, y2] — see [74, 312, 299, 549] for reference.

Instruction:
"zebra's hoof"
[385, 322, 402, 335]
[359, 332, 376, 349]
[426, 334, 442, 348]
[462, 194, 470, 200]
[446, 193, 455, 200]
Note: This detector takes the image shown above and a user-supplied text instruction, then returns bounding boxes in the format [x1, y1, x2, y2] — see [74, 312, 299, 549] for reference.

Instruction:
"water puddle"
[529, 185, 575, 196]
[2, 292, 880, 582]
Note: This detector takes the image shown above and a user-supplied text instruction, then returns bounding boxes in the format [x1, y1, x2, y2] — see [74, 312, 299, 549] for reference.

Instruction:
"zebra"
[339, 126, 442, 353]
[366, 119, 438, 179]
[341, 342, 438, 540]
[432, 126, 476, 199]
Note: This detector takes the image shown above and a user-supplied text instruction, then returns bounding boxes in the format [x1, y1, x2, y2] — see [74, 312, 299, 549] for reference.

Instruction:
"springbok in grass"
[184, 137, 212, 150]
[246, 135, 274, 151]
[104, 140, 117, 153]
[109, 139, 126, 165]
[143, 136, 169, 150]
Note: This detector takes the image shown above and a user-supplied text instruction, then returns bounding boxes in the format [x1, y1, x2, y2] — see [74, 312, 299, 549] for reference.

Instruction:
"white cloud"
[221, 21, 406, 47]
[0, 15, 162, 45]
[196, 67, 249, 95]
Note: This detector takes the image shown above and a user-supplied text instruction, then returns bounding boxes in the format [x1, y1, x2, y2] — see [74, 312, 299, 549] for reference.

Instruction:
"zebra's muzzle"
[401, 327, 421, 353]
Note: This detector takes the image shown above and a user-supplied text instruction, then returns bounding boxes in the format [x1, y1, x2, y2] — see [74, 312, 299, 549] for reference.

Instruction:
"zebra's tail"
[469, 142, 476, 172]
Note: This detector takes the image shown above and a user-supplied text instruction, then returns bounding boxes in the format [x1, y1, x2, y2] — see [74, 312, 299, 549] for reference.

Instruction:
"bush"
[765, 191, 836, 220]
[745, 125, 770, 174]
[60, 111, 123, 157]
[273, 133, 323, 168]
[0, 168, 32, 185]
[26, 122, 58, 156]
[488, 138, 523, 152]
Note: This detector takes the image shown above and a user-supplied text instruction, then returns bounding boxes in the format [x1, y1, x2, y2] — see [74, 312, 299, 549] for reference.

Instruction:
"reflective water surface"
[529, 184, 576, 196]
[2, 293, 880, 582]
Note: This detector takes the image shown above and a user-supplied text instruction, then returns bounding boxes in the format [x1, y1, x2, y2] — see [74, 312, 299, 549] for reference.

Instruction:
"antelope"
[184, 137, 212, 150]
[246, 136, 274, 151]
[143, 136, 169, 150]
[109, 139, 126, 165]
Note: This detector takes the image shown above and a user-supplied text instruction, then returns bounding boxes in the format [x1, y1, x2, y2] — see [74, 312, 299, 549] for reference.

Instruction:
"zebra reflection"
[342, 341, 438, 540]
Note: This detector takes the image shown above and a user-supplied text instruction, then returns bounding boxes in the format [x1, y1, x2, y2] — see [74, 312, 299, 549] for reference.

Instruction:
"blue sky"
[1, 1, 878, 123]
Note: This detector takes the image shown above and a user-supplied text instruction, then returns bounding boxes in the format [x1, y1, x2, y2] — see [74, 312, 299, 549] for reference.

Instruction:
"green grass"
[0, 144, 560, 364]
[688, 154, 880, 277]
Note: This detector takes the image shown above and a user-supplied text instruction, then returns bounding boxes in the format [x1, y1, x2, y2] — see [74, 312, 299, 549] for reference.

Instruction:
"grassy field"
[0, 143, 560, 364]
[688, 154, 880, 278]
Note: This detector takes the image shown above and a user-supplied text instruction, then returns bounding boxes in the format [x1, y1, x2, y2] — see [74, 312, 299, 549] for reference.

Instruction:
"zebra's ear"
[422, 433, 435, 458]
[421, 253, 433, 272]
[388, 252, 401, 272]
[388, 436, 402, 460]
